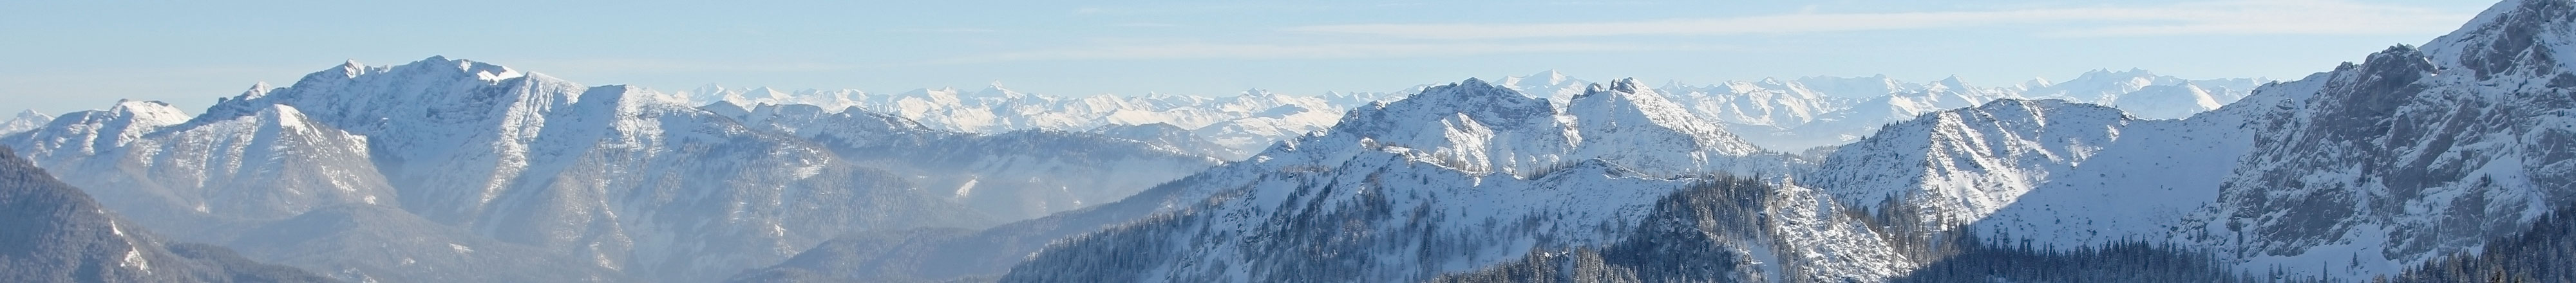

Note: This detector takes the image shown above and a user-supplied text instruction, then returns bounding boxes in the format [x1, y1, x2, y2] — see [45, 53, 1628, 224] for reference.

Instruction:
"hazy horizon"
[1, 0, 2494, 115]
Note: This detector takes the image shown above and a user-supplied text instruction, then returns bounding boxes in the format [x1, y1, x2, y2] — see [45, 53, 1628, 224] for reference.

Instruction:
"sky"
[0, 0, 2499, 116]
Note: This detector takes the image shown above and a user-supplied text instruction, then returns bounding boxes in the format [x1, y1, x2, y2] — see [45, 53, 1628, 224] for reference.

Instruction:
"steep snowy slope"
[0, 110, 49, 136]
[992, 78, 1810, 282]
[0, 147, 334, 283]
[1808, 99, 2134, 230]
[1962, 99, 2263, 250]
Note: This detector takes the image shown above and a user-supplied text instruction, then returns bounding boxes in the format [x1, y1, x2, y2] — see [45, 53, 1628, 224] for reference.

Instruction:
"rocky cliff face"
[2183, 0, 2576, 277]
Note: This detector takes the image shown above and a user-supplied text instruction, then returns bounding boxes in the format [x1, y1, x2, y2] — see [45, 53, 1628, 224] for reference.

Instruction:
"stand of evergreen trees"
[1432, 174, 2354, 283]
[2382, 205, 2575, 283]
[1886, 236, 2291, 283]
[1430, 177, 1779, 283]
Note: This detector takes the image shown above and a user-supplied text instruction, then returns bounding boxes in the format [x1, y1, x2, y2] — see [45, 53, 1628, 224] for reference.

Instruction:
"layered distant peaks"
[1536, 69, 1571, 84]
[2074, 68, 2158, 80]
[1502, 69, 1577, 87]
[2023, 68, 2186, 104]
[970, 82, 1032, 99]
[2018, 77, 2056, 90]
[1923, 75, 1986, 94]
[1502, 70, 1595, 104]
[1798, 74, 1918, 98]
[2110, 83, 2223, 119]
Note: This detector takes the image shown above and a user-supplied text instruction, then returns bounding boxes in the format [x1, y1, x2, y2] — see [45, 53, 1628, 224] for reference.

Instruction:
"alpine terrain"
[5, 0, 2570, 282]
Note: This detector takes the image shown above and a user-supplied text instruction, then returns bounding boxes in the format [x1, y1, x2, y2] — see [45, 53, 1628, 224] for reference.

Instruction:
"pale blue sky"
[0, 0, 2497, 115]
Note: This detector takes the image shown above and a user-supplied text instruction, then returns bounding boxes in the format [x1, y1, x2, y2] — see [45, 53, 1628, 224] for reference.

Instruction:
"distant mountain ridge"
[1491, 69, 2269, 151]
[672, 84, 1390, 157]
[3, 57, 1233, 283]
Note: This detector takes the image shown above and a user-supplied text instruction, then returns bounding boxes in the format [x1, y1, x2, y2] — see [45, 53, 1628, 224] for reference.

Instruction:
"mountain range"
[2, 57, 1231, 283]
[6, 0, 2571, 282]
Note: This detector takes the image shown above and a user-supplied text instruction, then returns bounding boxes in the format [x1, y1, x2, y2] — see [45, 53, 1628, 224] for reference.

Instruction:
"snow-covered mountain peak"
[2020, 77, 2056, 89]
[1927, 75, 1974, 91]
[3, 109, 49, 136]
[1367, 78, 1552, 130]
[326, 59, 367, 78]
[103, 100, 193, 126]
[437, 56, 524, 82]
[970, 82, 1031, 99]
[8, 100, 190, 158]
[1585, 77, 1647, 94]
[2421, 0, 2576, 80]
[198, 57, 594, 131]
[4, 109, 55, 133]
[232, 82, 275, 102]
[1564, 78, 1767, 168]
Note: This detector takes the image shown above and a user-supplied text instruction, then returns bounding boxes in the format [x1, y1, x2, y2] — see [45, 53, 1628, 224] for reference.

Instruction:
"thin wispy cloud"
[891, 27, 1001, 33]
[524, 59, 860, 74]
[933, 42, 1726, 64]
[1284, 0, 2476, 39]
